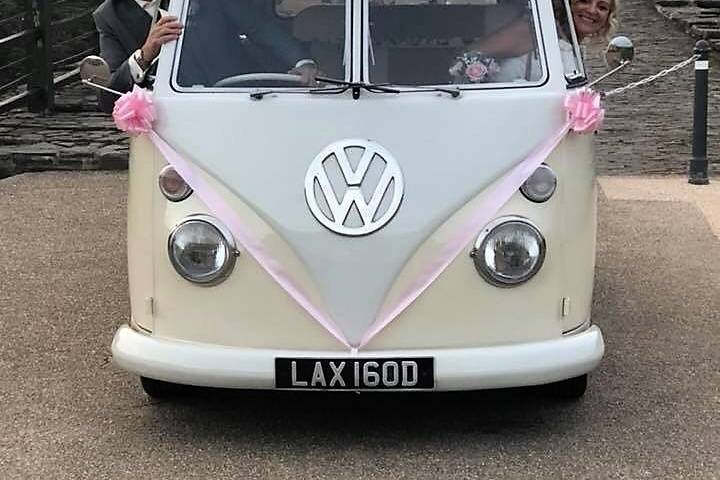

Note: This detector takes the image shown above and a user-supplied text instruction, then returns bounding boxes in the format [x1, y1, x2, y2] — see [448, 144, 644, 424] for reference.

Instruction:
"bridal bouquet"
[448, 52, 500, 83]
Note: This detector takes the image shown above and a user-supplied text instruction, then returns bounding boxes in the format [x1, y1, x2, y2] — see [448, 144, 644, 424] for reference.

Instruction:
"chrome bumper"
[112, 325, 604, 391]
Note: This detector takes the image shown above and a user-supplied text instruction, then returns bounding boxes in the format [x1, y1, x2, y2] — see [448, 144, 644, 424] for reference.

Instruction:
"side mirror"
[605, 36, 634, 69]
[79, 55, 111, 86]
[589, 36, 635, 88]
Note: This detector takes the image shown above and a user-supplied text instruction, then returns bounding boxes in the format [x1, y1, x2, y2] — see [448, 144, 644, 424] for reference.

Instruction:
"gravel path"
[0, 171, 718, 479]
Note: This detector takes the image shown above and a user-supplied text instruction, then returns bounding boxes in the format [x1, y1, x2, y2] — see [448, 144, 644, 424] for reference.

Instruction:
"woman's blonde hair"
[556, 0, 620, 42]
[574, 0, 620, 40]
[599, 0, 620, 40]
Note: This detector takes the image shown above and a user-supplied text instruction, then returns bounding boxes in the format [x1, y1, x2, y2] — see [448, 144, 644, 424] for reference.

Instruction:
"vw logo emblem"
[305, 139, 404, 236]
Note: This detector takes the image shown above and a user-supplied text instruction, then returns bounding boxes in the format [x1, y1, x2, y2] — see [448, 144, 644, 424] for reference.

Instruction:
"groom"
[93, 0, 182, 113]
[93, 0, 318, 113]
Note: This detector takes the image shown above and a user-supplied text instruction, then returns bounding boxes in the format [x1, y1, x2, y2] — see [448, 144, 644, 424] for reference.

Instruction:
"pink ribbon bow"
[112, 85, 156, 135]
[565, 88, 604, 134]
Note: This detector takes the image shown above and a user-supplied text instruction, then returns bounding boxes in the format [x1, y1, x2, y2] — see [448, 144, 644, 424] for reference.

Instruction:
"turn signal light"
[159, 165, 193, 202]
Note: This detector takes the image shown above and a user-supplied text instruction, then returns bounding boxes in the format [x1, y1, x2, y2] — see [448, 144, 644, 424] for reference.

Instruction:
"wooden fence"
[0, 0, 100, 114]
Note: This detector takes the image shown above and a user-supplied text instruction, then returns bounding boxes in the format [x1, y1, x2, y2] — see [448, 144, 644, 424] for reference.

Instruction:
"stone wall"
[654, 0, 720, 49]
[0, 82, 124, 179]
[584, 0, 719, 175]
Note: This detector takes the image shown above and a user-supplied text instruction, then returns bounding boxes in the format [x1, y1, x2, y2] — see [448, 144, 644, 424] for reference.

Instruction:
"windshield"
[367, 0, 545, 87]
[175, 0, 347, 88]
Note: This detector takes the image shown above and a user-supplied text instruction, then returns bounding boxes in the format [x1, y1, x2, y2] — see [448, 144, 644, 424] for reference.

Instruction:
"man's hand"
[289, 61, 319, 86]
[140, 16, 183, 66]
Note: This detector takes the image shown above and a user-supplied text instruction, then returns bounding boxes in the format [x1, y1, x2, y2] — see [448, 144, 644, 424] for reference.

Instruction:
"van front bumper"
[111, 325, 604, 391]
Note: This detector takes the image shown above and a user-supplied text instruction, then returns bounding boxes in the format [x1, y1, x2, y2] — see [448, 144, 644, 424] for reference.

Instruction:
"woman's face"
[572, 0, 612, 39]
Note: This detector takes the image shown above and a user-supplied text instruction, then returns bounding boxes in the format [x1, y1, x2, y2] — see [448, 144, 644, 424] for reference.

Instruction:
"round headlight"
[471, 217, 546, 287]
[159, 165, 193, 202]
[168, 215, 237, 285]
[520, 164, 557, 203]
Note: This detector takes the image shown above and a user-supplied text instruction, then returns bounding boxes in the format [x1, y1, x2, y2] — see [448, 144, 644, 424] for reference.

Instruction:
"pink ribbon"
[113, 88, 352, 348]
[359, 89, 603, 346]
[113, 87, 603, 350]
[359, 124, 571, 347]
[565, 88, 605, 134]
[112, 86, 156, 135]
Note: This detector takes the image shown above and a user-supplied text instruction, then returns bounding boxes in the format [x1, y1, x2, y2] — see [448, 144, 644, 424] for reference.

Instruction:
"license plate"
[275, 357, 434, 390]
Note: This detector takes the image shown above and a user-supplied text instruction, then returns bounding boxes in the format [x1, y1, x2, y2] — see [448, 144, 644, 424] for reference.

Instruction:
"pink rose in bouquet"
[465, 61, 489, 82]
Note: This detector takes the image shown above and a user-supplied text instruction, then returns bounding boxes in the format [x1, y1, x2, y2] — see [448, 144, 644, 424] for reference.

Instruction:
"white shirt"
[559, 38, 585, 80]
[135, 0, 162, 19]
[128, 0, 166, 83]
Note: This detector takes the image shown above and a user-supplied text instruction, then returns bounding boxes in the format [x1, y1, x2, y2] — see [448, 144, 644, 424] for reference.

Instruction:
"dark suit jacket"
[93, 0, 157, 113]
[94, 0, 311, 112]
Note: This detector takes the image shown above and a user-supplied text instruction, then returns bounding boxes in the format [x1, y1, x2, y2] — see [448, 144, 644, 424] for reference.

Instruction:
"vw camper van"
[91, 0, 633, 398]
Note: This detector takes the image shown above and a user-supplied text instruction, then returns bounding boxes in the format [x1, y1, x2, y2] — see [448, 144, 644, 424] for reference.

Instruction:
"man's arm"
[93, 10, 183, 114]
[469, 18, 534, 58]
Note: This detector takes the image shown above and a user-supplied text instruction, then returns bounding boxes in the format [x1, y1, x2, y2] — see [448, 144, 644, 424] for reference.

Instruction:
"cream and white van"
[89, 0, 633, 398]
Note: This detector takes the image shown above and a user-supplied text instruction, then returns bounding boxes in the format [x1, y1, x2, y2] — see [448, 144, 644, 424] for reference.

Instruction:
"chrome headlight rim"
[167, 214, 238, 286]
[520, 163, 557, 204]
[159, 165, 193, 202]
[471, 216, 546, 288]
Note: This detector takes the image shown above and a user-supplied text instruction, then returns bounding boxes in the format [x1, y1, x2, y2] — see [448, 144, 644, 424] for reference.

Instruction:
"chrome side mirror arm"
[82, 79, 123, 96]
[588, 36, 635, 88]
[587, 60, 630, 88]
[79, 55, 122, 97]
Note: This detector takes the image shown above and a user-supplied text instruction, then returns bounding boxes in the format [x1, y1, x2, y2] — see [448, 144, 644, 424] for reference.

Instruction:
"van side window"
[553, 0, 586, 84]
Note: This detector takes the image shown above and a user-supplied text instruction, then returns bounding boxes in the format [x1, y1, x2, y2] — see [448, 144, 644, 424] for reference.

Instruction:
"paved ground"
[599, 175, 720, 238]
[0, 171, 718, 479]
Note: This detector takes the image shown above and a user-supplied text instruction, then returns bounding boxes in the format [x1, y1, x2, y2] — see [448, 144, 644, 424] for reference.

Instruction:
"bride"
[450, 0, 619, 83]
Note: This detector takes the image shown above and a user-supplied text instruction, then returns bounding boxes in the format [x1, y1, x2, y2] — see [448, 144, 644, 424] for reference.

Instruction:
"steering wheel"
[213, 73, 307, 88]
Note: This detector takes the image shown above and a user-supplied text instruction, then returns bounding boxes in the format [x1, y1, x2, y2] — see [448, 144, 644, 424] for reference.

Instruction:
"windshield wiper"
[394, 85, 462, 98]
[248, 77, 397, 100]
[315, 79, 461, 98]
[249, 77, 460, 100]
[310, 77, 399, 99]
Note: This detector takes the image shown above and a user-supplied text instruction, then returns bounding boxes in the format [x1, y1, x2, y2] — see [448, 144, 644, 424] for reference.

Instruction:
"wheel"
[549, 374, 588, 399]
[140, 376, 186, 399]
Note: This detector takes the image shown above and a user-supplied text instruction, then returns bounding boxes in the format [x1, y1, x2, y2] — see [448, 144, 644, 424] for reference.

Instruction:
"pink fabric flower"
[565, 88, 604, 134]
[465, 61, 489, 82]
[112, 85, 156, 135]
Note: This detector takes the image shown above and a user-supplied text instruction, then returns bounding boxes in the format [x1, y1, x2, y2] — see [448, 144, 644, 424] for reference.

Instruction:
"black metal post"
[689, 40, 710, 185]
[25, 0, 54, 113]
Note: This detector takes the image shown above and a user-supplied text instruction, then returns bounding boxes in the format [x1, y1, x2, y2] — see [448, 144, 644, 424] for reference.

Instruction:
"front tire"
[140, 376, 185, 399]
[549, 374, 588, 399]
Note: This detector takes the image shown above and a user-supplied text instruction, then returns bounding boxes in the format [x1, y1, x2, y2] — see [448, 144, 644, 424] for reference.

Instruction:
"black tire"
[549, 374, 588, 399]
[140, 376, 185, 399]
